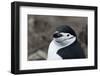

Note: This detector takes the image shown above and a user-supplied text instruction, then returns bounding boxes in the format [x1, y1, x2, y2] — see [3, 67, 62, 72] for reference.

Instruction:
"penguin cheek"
[54, 37, 63, 42]
[55, 38, 61, 42]
[62, 36, 67, 40]
[59, 37, 66, 42]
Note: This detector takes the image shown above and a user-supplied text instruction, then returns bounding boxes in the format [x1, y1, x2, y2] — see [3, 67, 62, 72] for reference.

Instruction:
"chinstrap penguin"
[47, 25, 86, 60]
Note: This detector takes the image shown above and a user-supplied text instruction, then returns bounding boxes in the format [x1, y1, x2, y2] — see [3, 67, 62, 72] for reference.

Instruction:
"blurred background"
[28, 15, 88, 61]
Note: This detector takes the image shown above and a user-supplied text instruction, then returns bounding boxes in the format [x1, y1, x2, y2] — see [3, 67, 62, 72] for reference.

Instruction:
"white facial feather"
[47, 32, 76, 60]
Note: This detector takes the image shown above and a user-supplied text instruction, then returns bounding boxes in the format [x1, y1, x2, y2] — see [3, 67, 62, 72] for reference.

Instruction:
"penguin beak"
[53, 33, 62, 38]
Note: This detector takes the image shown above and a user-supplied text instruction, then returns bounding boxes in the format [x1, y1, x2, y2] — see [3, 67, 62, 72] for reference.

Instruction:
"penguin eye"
[67, 34, 70, 36]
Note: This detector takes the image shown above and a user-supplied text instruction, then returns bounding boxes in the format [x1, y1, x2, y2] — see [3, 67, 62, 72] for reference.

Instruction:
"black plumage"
[56, 25, 76, 36]
[57, 40, 86, 59]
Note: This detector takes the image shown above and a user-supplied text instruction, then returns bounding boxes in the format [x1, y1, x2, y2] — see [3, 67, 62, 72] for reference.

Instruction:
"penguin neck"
[54, 37, 77, 48]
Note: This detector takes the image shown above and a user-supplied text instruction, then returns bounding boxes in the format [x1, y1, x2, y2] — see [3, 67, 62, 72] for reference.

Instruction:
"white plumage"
[47, 36, 76, 60]
[47, 40, 62, 60]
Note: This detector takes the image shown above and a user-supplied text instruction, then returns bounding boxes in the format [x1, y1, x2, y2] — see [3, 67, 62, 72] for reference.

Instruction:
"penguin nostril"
[53, 33, 62, 38]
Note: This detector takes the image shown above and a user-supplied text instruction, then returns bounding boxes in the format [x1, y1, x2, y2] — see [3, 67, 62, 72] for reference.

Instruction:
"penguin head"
[53, 25, 77, 44]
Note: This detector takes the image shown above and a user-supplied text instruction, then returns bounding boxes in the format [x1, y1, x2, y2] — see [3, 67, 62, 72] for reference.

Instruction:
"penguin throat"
[54, 37, 76, 48]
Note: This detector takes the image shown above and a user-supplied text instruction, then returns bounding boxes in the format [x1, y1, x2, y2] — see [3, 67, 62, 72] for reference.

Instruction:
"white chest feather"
[47, 37, 76, 60]
[47, 40, 62, 60]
